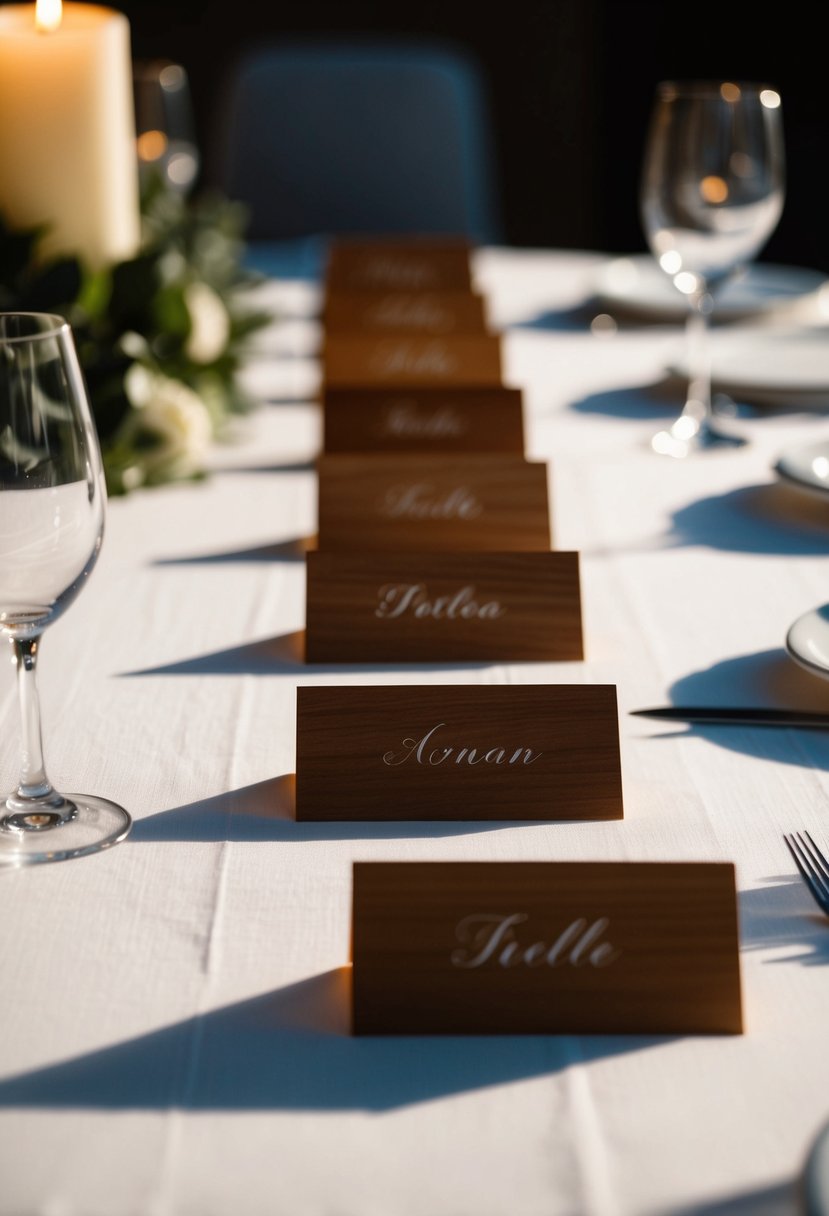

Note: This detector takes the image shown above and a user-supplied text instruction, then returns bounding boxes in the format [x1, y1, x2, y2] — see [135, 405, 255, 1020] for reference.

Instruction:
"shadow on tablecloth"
[120, 630, 494, 678]
[633, 648, 829, 770]
[128, 776, 529, 843]
[0, 967, 673, 1112]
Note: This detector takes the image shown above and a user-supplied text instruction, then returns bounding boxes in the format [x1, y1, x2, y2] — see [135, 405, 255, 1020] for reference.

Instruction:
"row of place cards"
[298, 238, 743, 1034]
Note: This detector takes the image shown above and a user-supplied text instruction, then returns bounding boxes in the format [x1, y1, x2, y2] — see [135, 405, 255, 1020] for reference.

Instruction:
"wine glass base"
[0, 795, 131, 866]
[651, 422, 748, 458]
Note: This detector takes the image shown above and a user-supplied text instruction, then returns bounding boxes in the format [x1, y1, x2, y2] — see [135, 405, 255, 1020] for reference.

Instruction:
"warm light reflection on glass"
[701, 175, 729, 203]
[137, 130, 168, 161]
[35, 0, 61, 31]
[813, 456, 829, 480]
[720, 82, 741, 102]
[674, 271, 700, 295]
[760, 89, 781, 109]
[659, 251, 682, 275]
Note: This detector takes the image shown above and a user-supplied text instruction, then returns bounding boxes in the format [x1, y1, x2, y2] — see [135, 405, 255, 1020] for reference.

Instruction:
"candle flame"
[35, 0, 62, 32]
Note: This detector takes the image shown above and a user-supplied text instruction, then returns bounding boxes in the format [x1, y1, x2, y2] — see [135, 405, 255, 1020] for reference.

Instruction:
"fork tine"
[804, 831, 829, 882]
[785, 832, 829, 915]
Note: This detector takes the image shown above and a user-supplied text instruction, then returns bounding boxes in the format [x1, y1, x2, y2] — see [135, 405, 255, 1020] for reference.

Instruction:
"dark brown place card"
[322, 388, 525, 455]
[324, 291, 489, 335]
[351, 861, 743, 1035]
[326, 239, 473, 293]
[295, 685, 622, 822]
[322, 335, 503, 389]
[304, 551, 582, 663]
[316, 455, 551, 552]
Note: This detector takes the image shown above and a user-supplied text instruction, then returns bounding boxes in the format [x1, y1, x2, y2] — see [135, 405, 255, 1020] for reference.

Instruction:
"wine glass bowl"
[640, 81, 785, 455]
[0, 313, 131, 864]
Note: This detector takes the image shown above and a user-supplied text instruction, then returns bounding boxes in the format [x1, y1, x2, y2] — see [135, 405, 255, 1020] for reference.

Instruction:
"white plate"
[595, 254, 828, 321]
[670, 327, 829, 408]
[775, 440, 829, 499]
[786, 603, 829, 681]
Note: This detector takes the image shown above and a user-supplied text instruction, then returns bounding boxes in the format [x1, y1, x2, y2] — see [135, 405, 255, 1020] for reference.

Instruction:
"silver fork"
[784, 831, 829, 916]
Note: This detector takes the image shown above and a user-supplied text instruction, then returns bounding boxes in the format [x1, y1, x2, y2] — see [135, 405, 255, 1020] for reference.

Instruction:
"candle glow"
[35, 0, 61, 32]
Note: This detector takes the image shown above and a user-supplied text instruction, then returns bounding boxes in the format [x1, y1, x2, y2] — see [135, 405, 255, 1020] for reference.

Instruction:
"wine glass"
[134, 60, 200, 196]
[640, 81, 785, 456]
[0, 314, 131, 866]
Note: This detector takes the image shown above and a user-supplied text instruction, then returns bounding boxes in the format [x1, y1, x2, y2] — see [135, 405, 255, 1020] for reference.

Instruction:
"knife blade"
[631, 707, 829, 729]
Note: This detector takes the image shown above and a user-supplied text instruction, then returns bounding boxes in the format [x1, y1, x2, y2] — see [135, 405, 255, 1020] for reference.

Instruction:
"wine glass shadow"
[668, 482, 829, 554]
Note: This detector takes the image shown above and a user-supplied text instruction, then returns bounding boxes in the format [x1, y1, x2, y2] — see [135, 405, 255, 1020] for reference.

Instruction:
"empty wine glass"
[134, 60, 200, 196]
[0, 314, 131, 865]
[640, 81, 785, 456]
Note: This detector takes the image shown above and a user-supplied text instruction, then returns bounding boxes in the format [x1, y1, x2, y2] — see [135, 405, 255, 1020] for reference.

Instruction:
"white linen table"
[2, 248, 829, 1216]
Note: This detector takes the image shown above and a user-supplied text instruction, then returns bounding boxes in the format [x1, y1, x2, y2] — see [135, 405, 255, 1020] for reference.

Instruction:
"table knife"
[631, 707, 829, 729]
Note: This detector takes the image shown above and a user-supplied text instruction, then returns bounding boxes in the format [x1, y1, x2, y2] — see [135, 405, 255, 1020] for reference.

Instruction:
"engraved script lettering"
[383, 722, 542, 767]
[360, 259, 438, 290]
[370, 342, 456, 378]
[450, 913, 620, 970]
[375, 584, 506, 621]
[382, 403, 465, 439]
[368, 297, 452, 330]
[379, 484, 483, 521]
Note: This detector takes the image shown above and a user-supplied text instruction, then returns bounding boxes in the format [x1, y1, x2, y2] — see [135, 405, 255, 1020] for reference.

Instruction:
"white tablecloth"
[3, 248, 829, 1216]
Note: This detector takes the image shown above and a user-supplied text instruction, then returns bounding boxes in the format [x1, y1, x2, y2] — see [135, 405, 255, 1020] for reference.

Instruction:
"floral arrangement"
[0, 178, 271, 494]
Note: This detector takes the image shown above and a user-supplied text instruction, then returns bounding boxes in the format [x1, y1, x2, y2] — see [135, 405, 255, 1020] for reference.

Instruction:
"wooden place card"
[295, 685, 622, 822]
[322, 388, 525, 455]
[316, 455, 551, 552]
[352, 861, 743, 1035]
[304, 551, 583, 663]
[326, 239, 473, 293]
[324, 291, 489, 335]
[322, 335, 503, 389]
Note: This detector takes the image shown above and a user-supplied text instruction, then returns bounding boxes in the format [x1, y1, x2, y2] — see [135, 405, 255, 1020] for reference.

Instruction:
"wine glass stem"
[3, 635, 74, 827]
[683, 291, 713, 427]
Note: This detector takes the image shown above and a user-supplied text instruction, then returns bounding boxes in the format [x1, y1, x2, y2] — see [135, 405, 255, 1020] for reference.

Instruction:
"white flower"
[184, 281, 230, 364]
[133, 373, 213, 479]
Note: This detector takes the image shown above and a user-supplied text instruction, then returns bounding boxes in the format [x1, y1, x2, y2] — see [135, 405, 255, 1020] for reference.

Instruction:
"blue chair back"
[213, 41, 501, 243]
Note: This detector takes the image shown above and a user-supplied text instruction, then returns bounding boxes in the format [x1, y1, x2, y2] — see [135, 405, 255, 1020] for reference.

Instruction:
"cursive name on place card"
[316, 455, 551, 552]
[324, 290, 488, 335]
[295, 685, 621, 821]
[351, 861, 743, 1034]
[322, 334, 502, 389]
[325, 239, 473, 293]
[450, 913, 620, 970]
[304, 551, 582, 663]
[321, 388, 525, 455]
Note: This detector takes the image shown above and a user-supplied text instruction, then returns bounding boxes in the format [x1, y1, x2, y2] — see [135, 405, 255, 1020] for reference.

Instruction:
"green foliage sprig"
[0, 178, 271, 493]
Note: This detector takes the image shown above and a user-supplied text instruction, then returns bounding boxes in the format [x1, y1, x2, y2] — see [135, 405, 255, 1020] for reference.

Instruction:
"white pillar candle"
[0, 2, 141, 268]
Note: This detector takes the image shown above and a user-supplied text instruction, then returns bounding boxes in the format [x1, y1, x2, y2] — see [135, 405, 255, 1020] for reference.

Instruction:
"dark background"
[122, 0, 828, 273]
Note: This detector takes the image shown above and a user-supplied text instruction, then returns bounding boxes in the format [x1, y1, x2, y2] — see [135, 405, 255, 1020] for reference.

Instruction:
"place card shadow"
[668, 482, 829, 555]
[739, 879, 829, 967]
[153, 535, 315, 567]
[129, 776, 514, 843]
[122, 630, 492, 678]
[0, 967, 676, 1113]
[640, 647, 829, 769]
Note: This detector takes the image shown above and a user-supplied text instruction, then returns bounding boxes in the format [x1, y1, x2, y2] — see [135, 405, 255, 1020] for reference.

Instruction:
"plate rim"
[775, 440, 829, 499]
[785, 605, 829, 681]
[595, 254, 828, 318]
